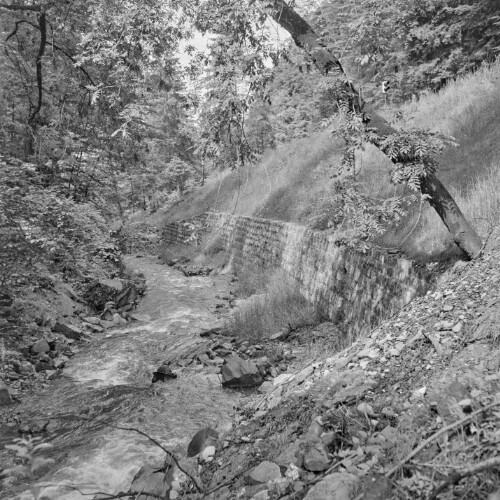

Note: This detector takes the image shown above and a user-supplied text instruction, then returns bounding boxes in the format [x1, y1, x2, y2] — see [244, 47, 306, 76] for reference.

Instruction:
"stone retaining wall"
[162, 212, 430, 339]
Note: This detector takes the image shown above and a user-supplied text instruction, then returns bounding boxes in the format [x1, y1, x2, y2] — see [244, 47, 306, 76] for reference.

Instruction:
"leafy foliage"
[0, 155, 120, 290]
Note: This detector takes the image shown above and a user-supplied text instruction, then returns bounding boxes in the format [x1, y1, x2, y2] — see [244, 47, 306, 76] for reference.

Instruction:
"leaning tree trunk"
[265, 0, 483, 259]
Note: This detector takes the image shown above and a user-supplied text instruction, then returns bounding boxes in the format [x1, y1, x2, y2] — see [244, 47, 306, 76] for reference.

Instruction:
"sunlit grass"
[162, 60, 500, 259]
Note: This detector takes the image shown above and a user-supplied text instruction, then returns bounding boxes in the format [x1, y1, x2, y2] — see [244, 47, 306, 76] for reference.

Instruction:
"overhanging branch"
[263, 0, 483, 259]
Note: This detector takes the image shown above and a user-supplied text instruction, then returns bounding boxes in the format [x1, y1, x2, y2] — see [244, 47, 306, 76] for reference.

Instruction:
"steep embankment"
[198, 230, 500, 500]
[164, 61, 500, 260]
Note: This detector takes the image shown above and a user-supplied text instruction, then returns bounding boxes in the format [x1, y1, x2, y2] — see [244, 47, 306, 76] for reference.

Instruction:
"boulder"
[304, 472, 360, 500]
[245, 461, 282, 485]
[31, 339, 50, 354]
[0, 381, 13, 405]
[302, 443, 330, 472]
[187, 427, 219, 457]
[152, 365, 177, 383]
[130, 463, 173, 500]
[115, 285, 138, 309]
[221, 354, 262, 388]
[199, 445, 216, 463]
[53, 321, 84, 340]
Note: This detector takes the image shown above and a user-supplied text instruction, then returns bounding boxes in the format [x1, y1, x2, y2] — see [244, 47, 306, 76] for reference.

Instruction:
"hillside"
[162, 60, 500, 260]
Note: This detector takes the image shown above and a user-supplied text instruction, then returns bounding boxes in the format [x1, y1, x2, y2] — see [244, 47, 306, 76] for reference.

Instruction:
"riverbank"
[2, 228, 500, 500]
[0, 254, 243, 498]
[197, 230, 500, 500]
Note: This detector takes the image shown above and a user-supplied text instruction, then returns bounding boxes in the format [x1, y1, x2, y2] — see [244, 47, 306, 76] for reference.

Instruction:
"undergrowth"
[229, 270, 320, 343]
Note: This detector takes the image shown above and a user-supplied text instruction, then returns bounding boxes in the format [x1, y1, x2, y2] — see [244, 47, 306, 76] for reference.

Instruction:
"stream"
[2, 255, 243, 499]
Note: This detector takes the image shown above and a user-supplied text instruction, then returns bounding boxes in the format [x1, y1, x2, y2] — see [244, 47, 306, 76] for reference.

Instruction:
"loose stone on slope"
[221, 354, 262, 388]
[151, 364, 177, 383]
[245, 461, 282, 485]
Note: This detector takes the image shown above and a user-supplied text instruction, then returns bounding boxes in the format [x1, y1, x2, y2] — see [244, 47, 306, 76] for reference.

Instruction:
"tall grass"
[383, 61, 500, 257]
[162, 131, 344, 224]
[161, 60, 500, 260]
[229, 271, 320, 343]
[409, 162, 500, 256]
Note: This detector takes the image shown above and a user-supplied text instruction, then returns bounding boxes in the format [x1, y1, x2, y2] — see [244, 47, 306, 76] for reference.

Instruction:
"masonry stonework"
[162, 212, 430, 340]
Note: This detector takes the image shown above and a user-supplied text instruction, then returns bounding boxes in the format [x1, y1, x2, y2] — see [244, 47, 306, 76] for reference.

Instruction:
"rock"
[112, 313, 127, 325]
[221, 354, 262, 388]
[434, 320, 454, 331]
[275, 440, 303, 468]
[100, 279, 123, 292]
[31, 339, 50, 354]
[0, 381, 13, 405]
[129, 313, 151, 322]
[35, 311, 56, 328]
[360, 474, 393, 500]
[199, 326, 224, 338]
[245, 461, 282, 485]
[433, 381, 473, 424]
[302, 443, 330, 472]
[115, 285, 138, 309]
[251, 490, 270, 500]
[152, 365, 177, 383]
[0, 293, 13, 307]
[304, 472, 360, 500]
[306, 421, 323, 440]
[380, 425, 397, 441]
[296, 365, 315, 384]
[258, 381, 273, 394]
[187, 427, 219, 457]
[199, 445, 216, 463]
[35, 360, 54, 372]
[53, 356, 68, 369]
[358, 348, 380, 360]
[83, 316, 101, 325]
[197, 353, 211, 365]
[273, 373, 295, 386]
[357, 402, 376, 417]
[130, 463, 173, 500]
[53, 321, 84, 340]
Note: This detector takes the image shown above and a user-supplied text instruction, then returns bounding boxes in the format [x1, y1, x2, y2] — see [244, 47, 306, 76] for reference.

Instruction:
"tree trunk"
[266, 0, 483, 259]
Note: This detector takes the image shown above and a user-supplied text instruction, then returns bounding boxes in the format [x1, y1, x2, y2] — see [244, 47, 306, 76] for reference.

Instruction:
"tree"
[260, 0, 483, 259]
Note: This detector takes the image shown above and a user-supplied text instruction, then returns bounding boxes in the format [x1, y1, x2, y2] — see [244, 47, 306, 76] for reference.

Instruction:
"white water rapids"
[2, 255, 243, 499]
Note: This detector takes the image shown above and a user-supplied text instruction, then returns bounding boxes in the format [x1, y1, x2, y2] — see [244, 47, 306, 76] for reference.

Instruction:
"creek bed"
[2, 255, 242, 499]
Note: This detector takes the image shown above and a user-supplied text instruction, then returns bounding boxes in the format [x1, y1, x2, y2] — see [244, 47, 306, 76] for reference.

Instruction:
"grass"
[160, 59, 500, 260]
[162, 131, 344, 225]
[229, 270, 320, 344]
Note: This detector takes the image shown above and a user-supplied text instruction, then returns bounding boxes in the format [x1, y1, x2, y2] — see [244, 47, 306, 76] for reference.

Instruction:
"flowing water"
[2, 255, 242, 499]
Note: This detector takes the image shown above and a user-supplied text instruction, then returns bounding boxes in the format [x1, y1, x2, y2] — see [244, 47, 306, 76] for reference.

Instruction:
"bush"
[229, 270, 320, 343]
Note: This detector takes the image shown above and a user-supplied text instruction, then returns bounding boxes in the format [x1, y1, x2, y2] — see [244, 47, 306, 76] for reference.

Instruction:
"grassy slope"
[163, 61, 500, 260]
